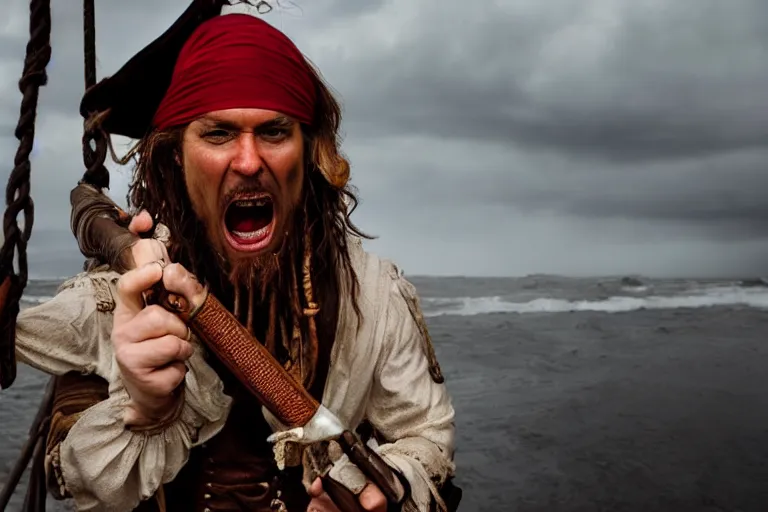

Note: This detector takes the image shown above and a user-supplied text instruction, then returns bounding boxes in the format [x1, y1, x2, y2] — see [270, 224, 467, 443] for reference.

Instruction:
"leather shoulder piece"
[391, 265, 445, 384]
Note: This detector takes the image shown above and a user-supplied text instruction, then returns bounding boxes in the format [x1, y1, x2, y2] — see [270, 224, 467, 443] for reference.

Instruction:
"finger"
[139, 361, 188, 398]
[117, 334, 194, 371]
[128, 210, 154, 235]
[163, 263, 207, 306]
[122, 361, 187, 404]
[309, 477, 324, 498]
[114, 261, 165, 320]
[130, 239, 170, 274]
[115, 305, 189, 346]
[358, 484, 387, 512]
[125, 304, 189, 342]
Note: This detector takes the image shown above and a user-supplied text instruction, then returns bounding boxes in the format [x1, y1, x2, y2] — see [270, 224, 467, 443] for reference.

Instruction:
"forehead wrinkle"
[196, 112, 294, 129]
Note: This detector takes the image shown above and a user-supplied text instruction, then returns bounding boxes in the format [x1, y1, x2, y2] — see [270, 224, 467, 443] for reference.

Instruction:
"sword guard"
[265, 404, 346, 445]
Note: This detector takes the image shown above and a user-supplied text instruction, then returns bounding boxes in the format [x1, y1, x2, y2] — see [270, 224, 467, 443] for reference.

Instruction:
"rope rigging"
[0, 0, 52, 391]
[0, 2, 272, 509]
[0, 0, 108, 393]
[0, 1, 99, 508]
[80, 0, 111, 190]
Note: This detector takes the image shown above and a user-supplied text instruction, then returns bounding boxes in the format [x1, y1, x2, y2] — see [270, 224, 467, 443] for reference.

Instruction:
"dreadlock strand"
[265, 287, 278, 356]
[247, 281, 255, 333]
[301, 224, 320, 390]
[233, 285, 241, 322]
[288, 251, 307, 385]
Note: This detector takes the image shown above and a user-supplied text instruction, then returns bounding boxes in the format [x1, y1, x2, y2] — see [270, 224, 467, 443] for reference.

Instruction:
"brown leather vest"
[148, 288, 335, 512]
[130, 270, 338, 512]
[48, 369, 312, 512]
[149, 347, 324, 512]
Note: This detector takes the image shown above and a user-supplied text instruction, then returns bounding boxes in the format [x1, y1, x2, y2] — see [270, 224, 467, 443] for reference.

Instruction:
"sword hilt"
[336, 430, 411, 509]
[147, 276, 411, 511]
[147, 279, 320, 427]
[320, 430, 411, 512]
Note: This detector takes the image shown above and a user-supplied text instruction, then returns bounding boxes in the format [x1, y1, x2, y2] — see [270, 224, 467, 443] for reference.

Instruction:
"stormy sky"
[1, 0, 767, 278]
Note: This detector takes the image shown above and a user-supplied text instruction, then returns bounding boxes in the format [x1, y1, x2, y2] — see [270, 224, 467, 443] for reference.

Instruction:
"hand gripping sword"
[148, 281, 411, 512]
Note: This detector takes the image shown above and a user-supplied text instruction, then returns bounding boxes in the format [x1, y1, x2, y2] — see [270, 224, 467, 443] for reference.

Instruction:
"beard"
[226, 243, 282, 301]
[200, 200, 303, 309]
[186, 175, 303, 300]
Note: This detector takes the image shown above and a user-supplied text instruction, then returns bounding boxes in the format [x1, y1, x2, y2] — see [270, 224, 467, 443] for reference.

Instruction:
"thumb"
[128, 210, 154, 235]
[114, 261, 165, 324]
[308, 477, 324, 498]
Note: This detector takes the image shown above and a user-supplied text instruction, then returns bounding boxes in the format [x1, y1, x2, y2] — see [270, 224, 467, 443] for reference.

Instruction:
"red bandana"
[152, 13, 316, 129]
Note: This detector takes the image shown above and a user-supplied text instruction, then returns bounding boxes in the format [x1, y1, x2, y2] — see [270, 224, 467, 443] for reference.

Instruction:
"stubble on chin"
[227, 251, 281, 294]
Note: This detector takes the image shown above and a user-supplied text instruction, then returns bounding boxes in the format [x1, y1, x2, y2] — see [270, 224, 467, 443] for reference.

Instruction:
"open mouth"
[223, 193, 276, 252]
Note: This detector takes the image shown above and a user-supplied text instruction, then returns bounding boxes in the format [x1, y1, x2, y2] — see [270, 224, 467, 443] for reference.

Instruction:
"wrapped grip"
[153, 284, 319, 428]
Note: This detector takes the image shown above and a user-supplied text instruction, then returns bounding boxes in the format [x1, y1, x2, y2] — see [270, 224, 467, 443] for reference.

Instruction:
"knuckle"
[172, 337, 184, 358]
[165, 262, 185, 278]
[178, 339, 194, 360]
[171, 369, 186, 389]
[111, 324, 130, 346]
[116, 274, 132, 296]
[159, 335, 181, 359]
[165, 263, 195, 286]
[114, 344, 134, 369]
[156, 373, 182, 396]
[167, 336, 185, 359]
[144, 304, 170, 326]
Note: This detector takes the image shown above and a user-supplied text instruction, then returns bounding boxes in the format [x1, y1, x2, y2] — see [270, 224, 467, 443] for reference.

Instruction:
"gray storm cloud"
[0, 0, 766, 277]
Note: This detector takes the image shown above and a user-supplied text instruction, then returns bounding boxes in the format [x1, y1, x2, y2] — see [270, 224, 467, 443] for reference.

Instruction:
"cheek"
[271, 143, 305, 202]
[183, 151, 227, 214]
[286, 160, 304, 199]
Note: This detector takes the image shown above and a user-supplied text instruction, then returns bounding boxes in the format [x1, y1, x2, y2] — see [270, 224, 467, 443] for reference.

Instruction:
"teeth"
[234, 197, 270, 208]
[232, 226, 270, 239]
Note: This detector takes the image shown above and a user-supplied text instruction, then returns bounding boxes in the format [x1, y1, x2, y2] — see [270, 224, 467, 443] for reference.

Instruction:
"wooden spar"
[0, 378, 55, 511]
[21, 429, 49, 511]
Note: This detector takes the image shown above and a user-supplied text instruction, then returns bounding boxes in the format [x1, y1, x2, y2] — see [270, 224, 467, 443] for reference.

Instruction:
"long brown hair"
[109, 58, 371, 388]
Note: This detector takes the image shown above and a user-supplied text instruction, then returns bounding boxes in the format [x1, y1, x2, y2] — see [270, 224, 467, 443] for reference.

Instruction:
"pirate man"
[14, 4, 458, 512]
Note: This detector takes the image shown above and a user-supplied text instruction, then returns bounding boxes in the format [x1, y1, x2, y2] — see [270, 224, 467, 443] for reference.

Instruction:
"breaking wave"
[422, 286, 768, 317]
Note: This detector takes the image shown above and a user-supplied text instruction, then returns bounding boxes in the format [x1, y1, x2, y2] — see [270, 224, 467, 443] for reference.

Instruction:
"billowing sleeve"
[360, 272, 457, 512]
[14, 271, 232, 512]
[367, 276, 455, 512]
[15, 273, 118, 377]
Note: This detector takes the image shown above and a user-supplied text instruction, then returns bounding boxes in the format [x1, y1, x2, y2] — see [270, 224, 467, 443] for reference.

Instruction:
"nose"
[230, 133, 263, 177]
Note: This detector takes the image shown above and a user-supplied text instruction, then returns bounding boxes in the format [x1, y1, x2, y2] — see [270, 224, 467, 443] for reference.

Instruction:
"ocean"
[2, 274, 768, 511]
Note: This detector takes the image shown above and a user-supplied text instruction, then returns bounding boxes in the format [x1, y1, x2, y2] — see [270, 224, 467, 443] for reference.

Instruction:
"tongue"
[233, 217, 267, 232]
[228, 205, 271, 233]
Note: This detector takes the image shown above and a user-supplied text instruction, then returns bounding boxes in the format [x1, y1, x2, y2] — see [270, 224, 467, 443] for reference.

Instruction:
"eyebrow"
[197, 114, 294, 130]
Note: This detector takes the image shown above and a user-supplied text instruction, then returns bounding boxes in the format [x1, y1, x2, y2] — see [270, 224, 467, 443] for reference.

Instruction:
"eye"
[202, 129, 235, 143]
[260, 126, 290, 141]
